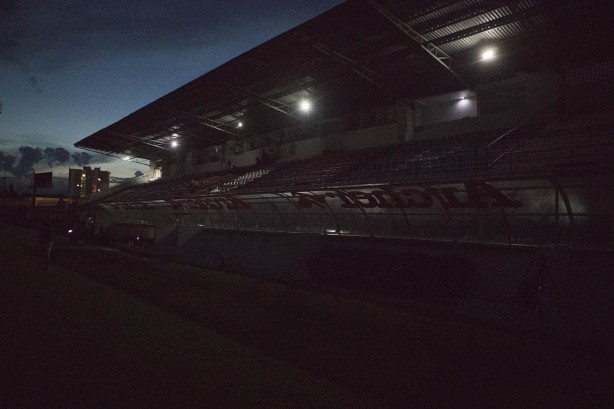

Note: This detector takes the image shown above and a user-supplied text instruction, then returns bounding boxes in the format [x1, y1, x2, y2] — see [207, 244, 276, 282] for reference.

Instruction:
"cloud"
[0, 151, 17, 173]
[0, 146, 106, 176]
[71, 151, 94, 167]
[13, 146, 43, 176]
[44, 147, 71, 167]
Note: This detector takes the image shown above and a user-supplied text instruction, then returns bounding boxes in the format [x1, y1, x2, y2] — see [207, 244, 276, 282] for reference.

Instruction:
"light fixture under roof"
[481, 47, 496, 61]
[299, 99, 312, 113]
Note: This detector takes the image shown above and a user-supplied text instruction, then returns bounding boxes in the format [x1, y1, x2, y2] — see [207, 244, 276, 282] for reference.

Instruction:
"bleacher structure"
[94, 122, 614, 200]
[74, 0, 614, 337]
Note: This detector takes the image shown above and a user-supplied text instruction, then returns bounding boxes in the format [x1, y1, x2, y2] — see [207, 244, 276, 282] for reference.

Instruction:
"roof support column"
[395, 100, 415, 143]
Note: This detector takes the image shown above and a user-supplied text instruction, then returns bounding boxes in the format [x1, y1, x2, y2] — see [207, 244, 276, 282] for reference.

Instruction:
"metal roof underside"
[75, 0, 614, 161]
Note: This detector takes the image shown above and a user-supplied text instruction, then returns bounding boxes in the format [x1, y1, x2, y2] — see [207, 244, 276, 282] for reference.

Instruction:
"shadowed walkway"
[1, 224, 612, 408]
[0, 225, 383, 409]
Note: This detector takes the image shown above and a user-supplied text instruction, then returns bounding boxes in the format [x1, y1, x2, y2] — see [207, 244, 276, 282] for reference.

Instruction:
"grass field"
[0, 223, 612, 408]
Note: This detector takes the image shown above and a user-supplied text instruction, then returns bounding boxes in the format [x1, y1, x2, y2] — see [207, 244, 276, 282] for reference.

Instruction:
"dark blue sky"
[0, 0, 343, 183]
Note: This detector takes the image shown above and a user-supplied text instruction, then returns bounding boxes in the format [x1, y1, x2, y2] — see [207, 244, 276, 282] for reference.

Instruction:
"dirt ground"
[0, 223, 612, 408]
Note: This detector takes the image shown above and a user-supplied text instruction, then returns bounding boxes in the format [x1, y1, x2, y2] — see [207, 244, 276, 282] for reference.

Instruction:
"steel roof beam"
[224, 85, 300, 119]
[176, 111, 240, 136]
[77, 135, 146, 154]
[368, 0, 453, 69]
[77, 147, 150, 165]
[368, 0, 467, 88]
[201, 117, 240, 136]
[82, 131, 170, 162]
[105, 130, 170, 150]
[253, 95, 299, 119]
[297, 32, 391, 93]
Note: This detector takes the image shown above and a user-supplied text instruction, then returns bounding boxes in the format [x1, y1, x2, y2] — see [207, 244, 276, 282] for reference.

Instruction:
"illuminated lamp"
[299, 99, 312, 113]
[171, 140, 179, 148]
[456, 95, 471, 108]
[237, 121, 243, 128]
[481, 47, 496, 61]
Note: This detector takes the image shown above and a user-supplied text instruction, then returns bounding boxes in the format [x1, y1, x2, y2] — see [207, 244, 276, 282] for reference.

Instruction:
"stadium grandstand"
[74, 0, 614, 338]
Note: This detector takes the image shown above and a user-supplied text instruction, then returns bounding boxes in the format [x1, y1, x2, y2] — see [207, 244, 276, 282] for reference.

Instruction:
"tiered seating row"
[333, 129, 527, 185]
[235, 147, 394, 193]
[488, 123, 614, 176]
[103, 165, 273, 202]
[211, 167, 273, 193]
[103, 122, 614, 202]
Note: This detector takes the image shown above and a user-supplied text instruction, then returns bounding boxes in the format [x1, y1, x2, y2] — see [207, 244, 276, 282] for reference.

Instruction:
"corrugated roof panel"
[421, 8, 513, 42]
[438, 16, 549, 55]
[407, 0, 541, 27]
[402, 0, 458, 23]
[408, 0, 545, 48]
[75, 0, 611, 159]
[407, 0, 482, 25]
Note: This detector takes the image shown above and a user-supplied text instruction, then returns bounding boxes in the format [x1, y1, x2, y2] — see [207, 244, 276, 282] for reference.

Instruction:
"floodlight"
[481, 47, 496, 61]
[171, 140, 179, 148]
[237, 121, 243, 128]
[299, 99, 312, 113]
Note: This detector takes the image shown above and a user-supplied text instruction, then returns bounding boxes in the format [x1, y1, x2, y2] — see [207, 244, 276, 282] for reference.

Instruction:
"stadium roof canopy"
[75, 0, 614, 162]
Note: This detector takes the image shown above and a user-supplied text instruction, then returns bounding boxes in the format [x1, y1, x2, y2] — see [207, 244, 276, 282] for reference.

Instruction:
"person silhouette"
[38, 218, 54, 271]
